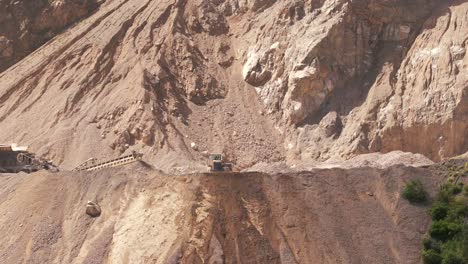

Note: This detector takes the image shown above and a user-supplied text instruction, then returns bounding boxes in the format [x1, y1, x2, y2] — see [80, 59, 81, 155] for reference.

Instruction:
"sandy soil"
[0, 1, 466, 263]
[1, 0, 465, 173]
[0, 162, 445, 264]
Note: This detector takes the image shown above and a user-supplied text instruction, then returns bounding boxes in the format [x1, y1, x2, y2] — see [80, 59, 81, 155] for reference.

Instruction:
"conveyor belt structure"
[73, 152, 143, 172]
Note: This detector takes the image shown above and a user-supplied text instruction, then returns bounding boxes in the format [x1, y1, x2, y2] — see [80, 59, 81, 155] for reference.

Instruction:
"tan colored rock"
[319, 112, 342, 138]
[0, 36, 13, 57]
[85, 201, 101, 217]
[141, 129, 154, 145]
[191, 142, 198, 151]
[0, 0, 100, 72]
[0, 0, 466, 170]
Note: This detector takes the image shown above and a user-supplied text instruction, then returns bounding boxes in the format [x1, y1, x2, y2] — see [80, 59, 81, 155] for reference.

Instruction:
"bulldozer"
[0, 144, 58, 173]
[208, 154, 233, 172]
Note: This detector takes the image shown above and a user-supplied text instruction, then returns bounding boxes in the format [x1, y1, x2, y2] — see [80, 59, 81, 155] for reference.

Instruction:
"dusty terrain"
[0, 1, 467, 263]
[0, 0, 466, 171]
[0, 163, 445, 264]
[0, 0, 101, 72]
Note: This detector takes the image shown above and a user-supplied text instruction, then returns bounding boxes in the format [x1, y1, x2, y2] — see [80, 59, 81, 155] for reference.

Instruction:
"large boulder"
[86, 201, 101, 217]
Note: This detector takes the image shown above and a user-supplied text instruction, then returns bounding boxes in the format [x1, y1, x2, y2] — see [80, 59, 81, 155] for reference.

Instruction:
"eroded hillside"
[1, 1, 467, 263]
[0, 164, 444, 264]
[0, 0, 466, 170]
[0, 0, 101, 72]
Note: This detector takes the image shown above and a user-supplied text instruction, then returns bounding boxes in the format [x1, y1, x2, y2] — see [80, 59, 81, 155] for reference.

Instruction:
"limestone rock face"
[0, 0, 466, 170]
[242, 0, 439, 125]
[220, 0, 277, 13]
[239, 0, 467, 161]
[0, 0, 100, 72]
[319, 111, 342, 138]
[336, 0, 468, 162]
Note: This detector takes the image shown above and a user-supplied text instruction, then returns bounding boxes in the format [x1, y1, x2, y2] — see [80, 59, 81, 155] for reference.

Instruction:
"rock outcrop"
[239, 0, 467, 162]
[0, 0, 466, 169]
[85, 201, 101, 217]
[0, 0, 100, 72]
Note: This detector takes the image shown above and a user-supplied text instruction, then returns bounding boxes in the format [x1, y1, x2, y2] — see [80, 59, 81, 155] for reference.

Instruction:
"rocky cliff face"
[0, 0, 466, 169]
[239, 0, 467, 162]
[0, 0, 100, 72]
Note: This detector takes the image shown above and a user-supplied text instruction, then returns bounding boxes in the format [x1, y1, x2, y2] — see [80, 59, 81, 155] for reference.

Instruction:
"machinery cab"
[209, 154, 232, 172]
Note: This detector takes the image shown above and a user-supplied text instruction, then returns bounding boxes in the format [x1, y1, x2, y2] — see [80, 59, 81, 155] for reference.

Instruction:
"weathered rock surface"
[85, 201, 101, 217]
[0, 165, 445, 263]
[0, 0, 466, 170]
[240, 0, 467, 162]
[0, 0, 101, 72]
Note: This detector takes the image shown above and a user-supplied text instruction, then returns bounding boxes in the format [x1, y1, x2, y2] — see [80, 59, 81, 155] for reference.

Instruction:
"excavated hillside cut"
[0, 164, 445, 263]
[0, 0, 467, 170]
[1, 1, 467, 263]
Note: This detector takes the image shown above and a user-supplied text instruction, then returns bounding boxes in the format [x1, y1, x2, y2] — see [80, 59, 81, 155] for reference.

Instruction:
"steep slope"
[0, 0, 284, 171]
[332, 0, 468, 161]
[0, 164, 444, 263]
[0, 0, 101, 72]
[0, 0, 466, 170]
[239, 0, 468, 162]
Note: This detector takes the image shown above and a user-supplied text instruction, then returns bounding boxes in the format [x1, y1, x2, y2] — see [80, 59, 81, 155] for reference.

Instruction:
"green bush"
[421, 166, 468, 264]
[402, 180, 427, 203]
[440, 237, 467, 264]
[442, 253, 464, 264]
[452, 184, 463, 195]
[446, 201, 468, 221]
[430, 203, 449, 220]
[423, 236, 441, 251]
[460, 226, 468, 261]
[423, 249, 443, 264]
[439, 184, 456, 203]
[429, 221, 463, 241]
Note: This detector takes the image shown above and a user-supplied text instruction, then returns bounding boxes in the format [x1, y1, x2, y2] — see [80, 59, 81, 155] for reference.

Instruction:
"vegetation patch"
[402, 179, 428, 203]
[421, 162, 468, 264]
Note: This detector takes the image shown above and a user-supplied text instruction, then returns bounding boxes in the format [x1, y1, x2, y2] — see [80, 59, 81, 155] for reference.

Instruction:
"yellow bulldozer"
[208, 154, 232, 172]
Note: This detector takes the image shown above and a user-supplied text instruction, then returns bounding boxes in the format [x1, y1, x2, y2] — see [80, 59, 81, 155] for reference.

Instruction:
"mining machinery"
[73, 151, 143, 172]
[208, 154, 233, 172]
[0, 144, 58, 173]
